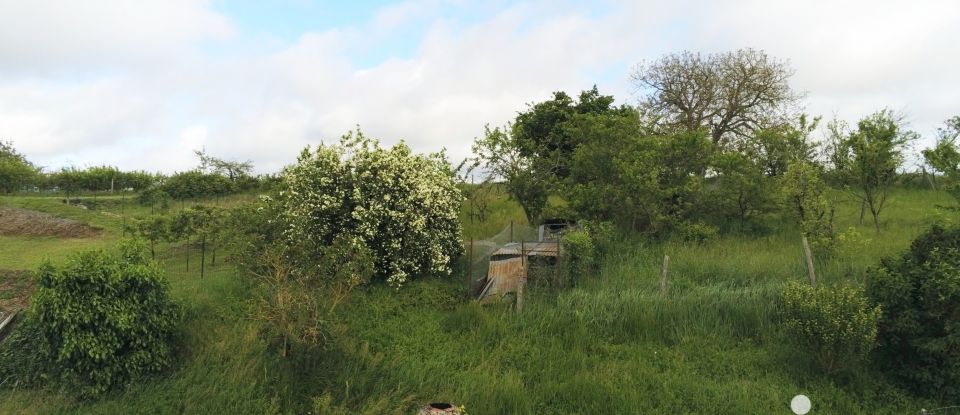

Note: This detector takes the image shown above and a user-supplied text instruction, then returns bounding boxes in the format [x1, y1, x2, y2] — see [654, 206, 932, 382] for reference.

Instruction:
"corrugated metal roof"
[493, 241, 559, 258]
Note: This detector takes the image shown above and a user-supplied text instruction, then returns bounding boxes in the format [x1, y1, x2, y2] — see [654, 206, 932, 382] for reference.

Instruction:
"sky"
[1, 0, 958, 174]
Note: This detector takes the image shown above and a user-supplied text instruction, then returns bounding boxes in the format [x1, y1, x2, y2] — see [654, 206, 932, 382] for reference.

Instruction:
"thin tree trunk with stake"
[660, 255, 670, 296]
[201, 234, 206, 279]
[802, 236, 817, 287]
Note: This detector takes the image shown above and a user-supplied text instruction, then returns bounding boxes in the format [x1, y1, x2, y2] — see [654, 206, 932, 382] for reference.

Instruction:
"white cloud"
[1, 0, 958, 175]
[683, 0, 960, 139]
[0, 0, 234, 74]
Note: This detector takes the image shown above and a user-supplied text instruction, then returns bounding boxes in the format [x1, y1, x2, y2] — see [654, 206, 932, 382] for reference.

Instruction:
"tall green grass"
[0, 187, 952, 413]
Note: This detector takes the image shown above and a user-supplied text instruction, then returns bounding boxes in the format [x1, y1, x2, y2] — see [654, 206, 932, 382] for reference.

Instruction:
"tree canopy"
[631, 48, 800, 147]
[0, 141, 40, 193]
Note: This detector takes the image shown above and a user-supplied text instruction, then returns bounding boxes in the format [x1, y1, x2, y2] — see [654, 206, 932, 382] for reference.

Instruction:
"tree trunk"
[858, 199, 866, 225]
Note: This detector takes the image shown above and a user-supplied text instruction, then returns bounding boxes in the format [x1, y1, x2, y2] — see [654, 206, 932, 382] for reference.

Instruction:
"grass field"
[0, 188, 953, 413]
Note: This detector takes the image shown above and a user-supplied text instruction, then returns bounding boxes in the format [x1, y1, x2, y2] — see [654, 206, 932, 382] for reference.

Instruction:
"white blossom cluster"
[279, 131, 464, 287]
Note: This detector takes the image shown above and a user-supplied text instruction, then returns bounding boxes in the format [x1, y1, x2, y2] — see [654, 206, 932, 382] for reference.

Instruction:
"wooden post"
[121, 191, 126, 237]
[468, 238, 474, 295]
[0, 309, 18, 336]
[924, 167, 937, 191]
[516, 280, 524, 313]
[660, 254, 669, 296]
[201, 234, 206, 279]
[802, 236, 817, 287]
[520, 240, 525, 267]
[555, 240, 560, 285]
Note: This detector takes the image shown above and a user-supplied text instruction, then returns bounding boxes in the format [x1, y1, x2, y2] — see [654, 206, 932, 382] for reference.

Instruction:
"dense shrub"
[674, 221, 718, 244]
[866, 225, 960, 400]
[159, 170, 235, 200]
[561, 230, 595, 285]
[579, 220, 616, 264]
[137, 187, 172, 212]
[280, 130, 463, 286]
[781, 281, 880, 375]
[29, 240, 180, 397]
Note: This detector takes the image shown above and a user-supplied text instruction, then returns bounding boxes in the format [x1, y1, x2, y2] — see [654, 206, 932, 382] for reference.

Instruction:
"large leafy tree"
[0, 141, 40, 193]
[833, 110, 914, 231]
[513, 86, 634, 179]
[708, 150, 770, 230]
[922, 115, 960, 202]
[472, 87, 634, 224]
[744, 114, 819, 177]
[631, 48, 800, 147]
[471, 125, 550, 224]
[706, 115, 819, 232]
[563, 110, 713, 235]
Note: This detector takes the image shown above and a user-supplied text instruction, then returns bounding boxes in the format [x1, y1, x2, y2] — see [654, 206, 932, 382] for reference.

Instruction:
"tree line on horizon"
[467, 48, 960, 252]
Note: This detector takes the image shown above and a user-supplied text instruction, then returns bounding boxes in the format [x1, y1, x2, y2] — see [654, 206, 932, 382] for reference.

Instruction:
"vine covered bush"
[561, 230, 595, 285]
[781, 281, 880, 375]
[29, 240, 180, 397]
[280, 130, 463, 286]
[866, 225, 960, 400]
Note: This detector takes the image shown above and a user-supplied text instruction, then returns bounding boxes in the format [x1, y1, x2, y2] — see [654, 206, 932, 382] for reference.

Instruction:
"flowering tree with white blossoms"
[280, 129, 464, 287]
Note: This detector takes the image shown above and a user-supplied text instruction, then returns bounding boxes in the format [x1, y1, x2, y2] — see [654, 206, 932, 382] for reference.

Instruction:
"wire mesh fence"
[461, 221, 568, 299]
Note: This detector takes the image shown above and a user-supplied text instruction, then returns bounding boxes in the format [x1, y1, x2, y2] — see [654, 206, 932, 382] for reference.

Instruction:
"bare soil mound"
[0, 270, 33, 314]
[0, 270, 33, 341]
[0, 206, 103, 238]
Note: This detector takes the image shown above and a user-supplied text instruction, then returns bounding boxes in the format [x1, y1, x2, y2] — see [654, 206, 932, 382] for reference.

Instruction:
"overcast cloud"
[1, 0, 957, 173]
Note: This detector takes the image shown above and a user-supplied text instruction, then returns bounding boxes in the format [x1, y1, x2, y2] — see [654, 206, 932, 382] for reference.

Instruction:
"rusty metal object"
[477, 241, 559, 302]
[417, 402, 463, 414]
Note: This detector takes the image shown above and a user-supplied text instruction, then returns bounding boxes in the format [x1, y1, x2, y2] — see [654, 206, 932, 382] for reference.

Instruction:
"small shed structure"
[476, 241, 559, 302]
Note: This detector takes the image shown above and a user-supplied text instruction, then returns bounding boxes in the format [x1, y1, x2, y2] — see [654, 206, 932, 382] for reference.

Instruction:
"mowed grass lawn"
[0, 188, 952, 413]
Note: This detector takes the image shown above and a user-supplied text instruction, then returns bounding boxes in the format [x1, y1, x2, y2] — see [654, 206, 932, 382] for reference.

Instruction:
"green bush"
[674, 221, 718, 244]
[160, 170, 236, 200]
[580, 220, 616, 264]
[137, 187, 172, 212]
[29, 240, 181, 397]
[866, 225, 960, 400]
[280, 130, 463, 287]
[561, 230, 595, 285]
[780, 281, 880, 375]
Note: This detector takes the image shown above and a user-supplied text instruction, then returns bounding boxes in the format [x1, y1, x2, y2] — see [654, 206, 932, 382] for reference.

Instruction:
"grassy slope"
[0, 188, 953, 413]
